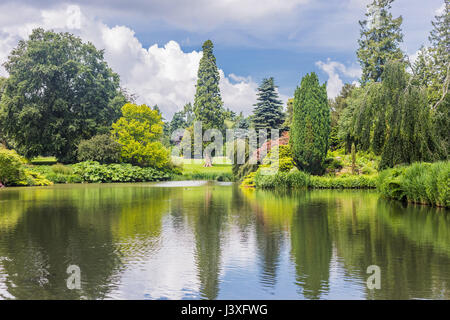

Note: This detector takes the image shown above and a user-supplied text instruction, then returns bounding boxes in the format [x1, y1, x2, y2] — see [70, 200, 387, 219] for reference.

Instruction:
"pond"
[0, 182, 448, 299]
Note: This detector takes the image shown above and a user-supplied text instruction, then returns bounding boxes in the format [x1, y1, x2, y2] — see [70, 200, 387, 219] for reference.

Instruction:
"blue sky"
[0, 0, 445, 118]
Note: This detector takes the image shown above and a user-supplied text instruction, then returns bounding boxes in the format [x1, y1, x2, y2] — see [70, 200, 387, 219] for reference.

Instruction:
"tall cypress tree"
[290, 73, 330, 175]
[193, 40, 224, 130]
[252, 77, 284, 132]
[357, 0, 404, 84]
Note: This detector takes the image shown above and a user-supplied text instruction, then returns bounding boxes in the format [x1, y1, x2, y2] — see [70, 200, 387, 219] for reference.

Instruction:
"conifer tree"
[290, 73, 330, 175]
[252, 77, 284, 132]
[193, 40, 224, 131]
[357, 0, 404, 84]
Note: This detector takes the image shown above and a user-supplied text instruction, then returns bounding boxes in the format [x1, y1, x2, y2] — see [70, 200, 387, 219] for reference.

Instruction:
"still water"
[0, 181, 448, 299]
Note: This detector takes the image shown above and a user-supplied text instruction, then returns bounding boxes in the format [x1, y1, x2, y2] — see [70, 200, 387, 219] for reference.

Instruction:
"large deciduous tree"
[0, 28, 124, 162]
[343, 62, 444, 168]
[357, 0, 404, 84]
[193, 40, 224, 131]
[252, 77, 284, 132]
[290, 72, 330, 175]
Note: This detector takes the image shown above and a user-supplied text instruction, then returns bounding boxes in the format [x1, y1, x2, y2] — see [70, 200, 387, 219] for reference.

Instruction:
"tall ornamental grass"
[377, 162, 449, 207]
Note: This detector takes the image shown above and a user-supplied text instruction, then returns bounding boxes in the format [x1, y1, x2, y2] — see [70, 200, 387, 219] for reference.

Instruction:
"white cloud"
[0, 4, 259, 118]
[315, 59, 361, 99]
[435, 3, 446, 15]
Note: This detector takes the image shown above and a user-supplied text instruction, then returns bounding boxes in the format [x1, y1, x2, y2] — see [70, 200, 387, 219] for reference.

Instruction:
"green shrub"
[77, 134, 121, 164]
[23, 170, 53, 186]
[0, 147, 27, 186]
[72, 161, 172, 183]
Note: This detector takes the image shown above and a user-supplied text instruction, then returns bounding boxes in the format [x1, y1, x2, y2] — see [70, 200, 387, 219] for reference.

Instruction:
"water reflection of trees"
[242, 189, 450, 299]
[0, 185, 171, 299]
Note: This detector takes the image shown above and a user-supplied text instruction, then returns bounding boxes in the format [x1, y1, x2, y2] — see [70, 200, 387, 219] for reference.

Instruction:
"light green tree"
[112, 103, 169, 168]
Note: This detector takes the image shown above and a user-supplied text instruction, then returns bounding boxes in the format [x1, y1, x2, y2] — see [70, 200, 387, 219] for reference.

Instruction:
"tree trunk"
[204, 154, 212, 167]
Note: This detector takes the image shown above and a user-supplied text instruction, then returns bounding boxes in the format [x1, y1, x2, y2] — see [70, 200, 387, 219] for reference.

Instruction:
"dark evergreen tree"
[290, 73, 330, 175]
[193, 40, 224, 131]
[252, 77, 284, 132]
[357, 0, 404, 84]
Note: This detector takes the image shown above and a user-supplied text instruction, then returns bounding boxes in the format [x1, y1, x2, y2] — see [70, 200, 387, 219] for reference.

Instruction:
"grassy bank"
[250, 170, 377, 190]
[377, 161, 449, 208]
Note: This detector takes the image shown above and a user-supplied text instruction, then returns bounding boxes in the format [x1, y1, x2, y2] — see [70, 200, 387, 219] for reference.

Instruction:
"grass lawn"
[171, 156, 233, 180]
[30, 156, 58, 165]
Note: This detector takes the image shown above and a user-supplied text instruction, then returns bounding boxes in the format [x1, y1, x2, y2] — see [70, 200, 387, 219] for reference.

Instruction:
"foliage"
[309, 175, 377, 189]
[193, 40, 225, 131]
[357, 0, 404, 83]
[324, 148, 380, 175]
[112, 103, 170, 168]
[254, 170, 310, 189]
[377, 161, 449, 207]
[283, 98, 294, 128]
[169, 103, 194, 137]
[252, 77, 284, 132]
[251, 169, 376, 190]
[413, 2, 449, 153]
[260, 144, 295, 173]
[77, 134, 121, 164]
[329, 84, 355, 150]
[23, 169, 53, 186]
[0, 147, 27, 186]
[290, 72, 330, 175]
[0, 147, 53, 186]
[340, 62, 444, 168]
[71, 161, 172, 183]
[0, 28, 123, 162]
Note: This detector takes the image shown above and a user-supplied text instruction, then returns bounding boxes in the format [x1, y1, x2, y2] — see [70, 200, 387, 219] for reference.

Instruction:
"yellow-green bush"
[0, 147, 27, 186]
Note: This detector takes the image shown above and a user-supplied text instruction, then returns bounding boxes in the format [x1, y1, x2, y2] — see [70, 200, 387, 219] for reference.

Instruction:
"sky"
[0, 0, 445, 119]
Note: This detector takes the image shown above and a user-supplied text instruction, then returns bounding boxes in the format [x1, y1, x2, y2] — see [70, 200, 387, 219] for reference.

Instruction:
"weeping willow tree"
[339, 61, 444, 169]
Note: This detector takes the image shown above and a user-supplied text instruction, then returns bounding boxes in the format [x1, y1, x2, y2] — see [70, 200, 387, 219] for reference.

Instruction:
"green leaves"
[111, 103, 170, 168]
[291, 72, 330, 175]
[71, 161, 172, 183]
[0, 28, 122, 162]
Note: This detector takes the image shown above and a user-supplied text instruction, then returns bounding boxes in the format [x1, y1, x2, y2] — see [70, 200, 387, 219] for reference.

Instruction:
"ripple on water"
[152, 181, 209, 188]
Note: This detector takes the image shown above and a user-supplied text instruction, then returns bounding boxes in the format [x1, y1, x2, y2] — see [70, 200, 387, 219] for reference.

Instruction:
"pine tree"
[252, 77, 284, 132]
[357, 0, 404, 84]
[413, 1, 449, 154]
[193, 40, 224, 131]
[290, 73, 330, 175]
